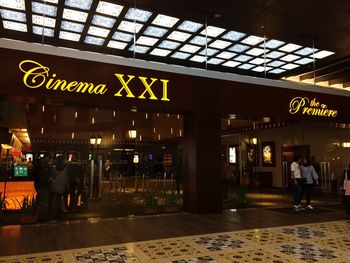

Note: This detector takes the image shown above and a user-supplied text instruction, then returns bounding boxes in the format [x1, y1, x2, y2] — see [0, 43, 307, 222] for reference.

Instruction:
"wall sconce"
[128, 129, 137, 139]
[96, 134, 102, 145]
[90, 135, 96, 145]
[250, 138, 258, 145]
[342, 142, 350, 148]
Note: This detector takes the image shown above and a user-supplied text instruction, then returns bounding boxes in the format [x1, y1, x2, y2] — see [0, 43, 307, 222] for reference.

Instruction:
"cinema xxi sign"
[289, 97, 338, 117]
[18, 59, 170, 101]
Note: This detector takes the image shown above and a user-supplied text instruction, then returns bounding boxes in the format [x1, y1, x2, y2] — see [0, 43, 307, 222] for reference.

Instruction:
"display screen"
[229, 147, 236, 164]
[25, 153, 33, 162]
[14, 165, 28, 177]
[263, 145, 273, 164]
[133, 154, 139, 164]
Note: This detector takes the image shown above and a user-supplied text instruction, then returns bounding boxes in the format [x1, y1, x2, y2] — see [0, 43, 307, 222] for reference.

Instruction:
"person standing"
[291, 155, 304, 211]
[300, 158, 319, 209]
[343, 169, 350, 215]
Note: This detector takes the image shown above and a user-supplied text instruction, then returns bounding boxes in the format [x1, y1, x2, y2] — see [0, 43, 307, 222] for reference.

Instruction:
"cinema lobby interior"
[2, 0, 350, 262]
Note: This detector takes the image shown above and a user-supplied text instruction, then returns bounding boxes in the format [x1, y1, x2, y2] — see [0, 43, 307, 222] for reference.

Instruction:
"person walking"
[300, 158, 319, 209]
[343, 169, 350, 215]
[291, 155, 304, 211]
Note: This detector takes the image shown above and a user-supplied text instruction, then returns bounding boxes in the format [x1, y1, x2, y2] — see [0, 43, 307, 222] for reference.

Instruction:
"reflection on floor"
[1, 220, 350, 262]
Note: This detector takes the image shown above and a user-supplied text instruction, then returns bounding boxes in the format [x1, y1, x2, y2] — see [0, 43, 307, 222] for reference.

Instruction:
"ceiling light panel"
[65, 0, 92, 10]
[217, 51, 236, 59]
[262, 39, 285, 49]
[229, 44, 250, 53]
[266, 51, 285, 59]
[167, 31, 191, 41]
[129, 45, 150, 54]
[59, 30, 81, 41]
[295, 58, 314, 65]
[295, 47, 317, 56]
[136, 36, 159, 46]
[96, 1, 123, 17]
[223, 61, 241, 68]
[150, 48, 172, 57]
[87, 26, 110, 38]
[171, 52, 191, 60]
[269, 68, 286, 74]
[246, 48, 265, 56]
[252, 66, 272, 72]
[209, 40, 232, 49]
[279, 43, 302, 52]
[238, 64, 254, 70]
[0, 9, 26, 22]
[200, 25, 225, 37]
[33, 26, 54, 37]
[199, 48, 219, 56]
[313, 50, 334, 59]
[61, 20, 84, 32]
[32, 2, 57, 17]
[222, 30, 246, 41]
[177, 20, 203, 32]
[250, 57, 270, 65]
[208, 58, 224, 65]
[282, 63, 299, 70]
[143, 26, 168, 37]
[107, 40, 127, 49]
[158, 40, 180, 49]
[152, 14, 179, 28]
[118, 20, 143, 33]
[180, 44, 201, 53]
[3, 20, 26, 31]
[84, 36, 105, 46]
[32, 15, 56, 28]
[280, 54, 300, 62]
[62, 8, 88, 23]
[190, 55, 206, 63]
[92, 15, 116, 28]
[233, 55, 253, 62]
[41, 0, 58, 3]
[0, 0, 25, 10]
[267, 60, 285, 67]
[125, 7, 152, 22]
[112, 31, 133, 42]
[241, 35, 264, 45]
[190, 36, 211, 46]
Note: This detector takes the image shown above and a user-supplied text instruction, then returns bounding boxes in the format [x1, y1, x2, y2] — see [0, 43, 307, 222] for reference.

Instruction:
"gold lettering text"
[138, 77, 158, 100]
[114, 74, 135, 98]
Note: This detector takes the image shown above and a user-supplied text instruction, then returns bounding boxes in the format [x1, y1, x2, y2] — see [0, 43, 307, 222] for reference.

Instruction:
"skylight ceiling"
[0, 0, 335, 78]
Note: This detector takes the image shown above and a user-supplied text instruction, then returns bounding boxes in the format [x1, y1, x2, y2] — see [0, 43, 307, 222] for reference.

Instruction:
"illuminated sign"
[289, 97, 337, 117]
[18, 60, 170, 101]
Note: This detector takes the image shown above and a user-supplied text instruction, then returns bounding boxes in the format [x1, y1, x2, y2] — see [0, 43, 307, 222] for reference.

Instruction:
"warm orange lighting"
[128, 130, 137, 139]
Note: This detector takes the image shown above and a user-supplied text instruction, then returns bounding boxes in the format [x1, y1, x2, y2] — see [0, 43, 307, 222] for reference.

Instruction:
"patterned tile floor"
[1, 220, 350, 262]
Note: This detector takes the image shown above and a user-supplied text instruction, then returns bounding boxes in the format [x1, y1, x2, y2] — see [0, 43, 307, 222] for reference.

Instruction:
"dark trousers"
[345, 195, 350, 215]
[222, 179, 229, 200]
[305, 183, 313, 205]
[294, 179, 305, 206]
[48, 192, 63, 219]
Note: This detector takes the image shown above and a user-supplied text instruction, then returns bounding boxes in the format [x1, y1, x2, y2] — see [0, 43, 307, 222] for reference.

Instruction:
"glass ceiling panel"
[0, 0, 25, 10]
[0, 9, 26, 22]
[96, 1, 124, 17]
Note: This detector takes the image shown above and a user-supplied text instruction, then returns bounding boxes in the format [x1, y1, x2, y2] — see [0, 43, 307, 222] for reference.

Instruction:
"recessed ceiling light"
[229, 44, 250, 53]
[65, 0, 92, 10]
[84, 36, 105, 46]
[158, 40, 180, 50]
[223, 61, 241, 68]
[250, 57, 270, 65]
[0, 9, 26, 22]
[190, 36, 212, 46]
[246, 48, 265, 56]
[96, 1, 123, 17]
[279, 43, 302, 52]
[144, 26, 168, 37]
[167, 31, 191, 41]
[0, 0, 25, 10]
[59, 30, 81, 41]
[199, 48, 219, 56]
[33, 25, 54, 37]
[171, 52, 191, 60]
[313, 50, 334, 59]
[280, 54, 300, 62]
[150, 48, 172, 57]
[222, 30, 246, 41]
[112, 31, 133, 42]
[32, 2, 57, 17]
[267, 60, 285, 67]
[118, 20, 143, 33]
[217, 51, 236, 59]
[152, 14, 179, 28]
[282, 63, 299, 70]
[62, 8, 88, 23]
[233, 54, 253, 62]
[241, 35, 264, 45]
[295, 58, 314, 65]
[125, 7, 152, 22]
[92, 15, 116, 28]
[295, 47, 317, 56]
[269, 68, 286, 74]
[266, 51, 285, 59]
[238, 64, 254, 70]
[200, 25, 225, 37]
[180, 44, 201, 53]
[42, 0, 58, 3]
[208, 58, 224, 65]
[107, 40, 128, 50]
[3, 20, 26, 31]
[137, 36, 159, 46]
[261, 39, 285, 49]
[129, 45, 150, 54]
[209, 40, 232, 49]
[32, 15, 56, 28]
[252, 66, 272, 72]
[61, 21, 84, 33]
[87, 26, 110, 38]
[190, 55, 206, 63]
[177, 20, 203, 32]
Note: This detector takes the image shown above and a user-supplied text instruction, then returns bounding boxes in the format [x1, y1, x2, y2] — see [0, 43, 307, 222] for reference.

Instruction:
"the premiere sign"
[289, 97, 337, 117]
[18, 59, 170, 101]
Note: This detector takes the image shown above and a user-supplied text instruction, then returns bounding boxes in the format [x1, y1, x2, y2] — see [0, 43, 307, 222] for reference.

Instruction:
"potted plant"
[164, 194, 179, 213]
[19, 195, 38, 224]
[143, 194, 158, 214]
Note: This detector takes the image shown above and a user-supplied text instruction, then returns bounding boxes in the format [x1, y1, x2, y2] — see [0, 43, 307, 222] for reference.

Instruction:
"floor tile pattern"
[2, 220, 350, 262]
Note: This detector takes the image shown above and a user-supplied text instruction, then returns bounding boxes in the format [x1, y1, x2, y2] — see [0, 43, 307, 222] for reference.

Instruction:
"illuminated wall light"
[72, 132, 75, 139]
[158, 134, 161, 140]
[132, 120, 135, 126]
[250, 137, 258, 145]
[171, 127, 173, 134]
[112, 133, 115, 141]
[92, 117, 95, 124]
[42, 105, 45, 112]
[145, 113, 148, 119]
[179, 129, 182, 136]
[227, 119, 231, 126]
[113, 110, 116, 117]
[53, 115, 56, 122]
[342, 142, 350, 148]
[167, 114, 170, 117]
[41, 127, 44, 134]
[153, 127, 156, 133]
[139, 135, 142, 141]
[75, 111, 78, 118]
[157, 113, 160, 117]
[177, 114, 180, 119]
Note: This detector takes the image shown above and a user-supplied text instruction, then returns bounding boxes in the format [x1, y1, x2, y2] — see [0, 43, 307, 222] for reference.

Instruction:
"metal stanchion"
[163, 172, 167, 195]
[142, 174, 145, 193]
[171, 172, 174, 194]
[89, 159, 94, 199]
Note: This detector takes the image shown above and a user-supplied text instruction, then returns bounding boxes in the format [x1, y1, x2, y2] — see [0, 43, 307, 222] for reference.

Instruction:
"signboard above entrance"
[289, 97, 338, 118]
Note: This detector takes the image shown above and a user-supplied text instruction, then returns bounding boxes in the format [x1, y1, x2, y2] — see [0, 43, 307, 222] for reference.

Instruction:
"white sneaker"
[306, 205, 314, 210]
[294, 205, 300, 211]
